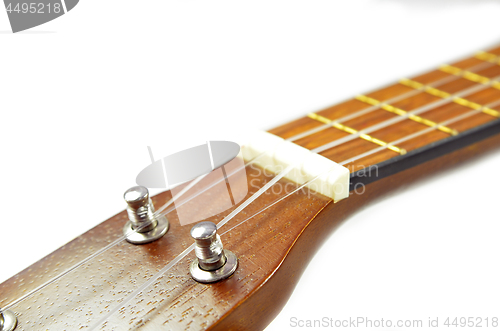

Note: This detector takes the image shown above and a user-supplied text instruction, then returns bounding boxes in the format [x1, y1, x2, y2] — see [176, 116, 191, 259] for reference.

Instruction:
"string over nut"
[123, 186, 169, 244]
[189, 221, 237, 283]
[0, 309, 17, 331]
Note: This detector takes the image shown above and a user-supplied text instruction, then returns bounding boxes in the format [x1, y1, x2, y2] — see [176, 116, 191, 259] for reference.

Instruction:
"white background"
[1, 1, 500, 330]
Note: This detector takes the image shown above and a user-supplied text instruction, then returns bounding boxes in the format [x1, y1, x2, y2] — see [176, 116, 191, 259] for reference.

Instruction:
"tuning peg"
[189, 221, 237, 283]
[0, 309, 17, 331]
[123, 186, 169, 244]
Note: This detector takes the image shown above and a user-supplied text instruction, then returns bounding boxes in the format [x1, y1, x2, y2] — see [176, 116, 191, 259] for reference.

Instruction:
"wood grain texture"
[210, 132, 500, 331]
[1, 132, 499, 330]
[2, 46, 500, 330]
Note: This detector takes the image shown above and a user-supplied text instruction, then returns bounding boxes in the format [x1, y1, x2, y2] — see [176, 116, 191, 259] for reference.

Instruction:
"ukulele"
[1, 45, 500, 331]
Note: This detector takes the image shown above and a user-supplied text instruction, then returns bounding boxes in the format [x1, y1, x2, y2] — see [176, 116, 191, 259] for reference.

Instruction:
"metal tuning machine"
[0, 310, 17, 331]
[189, 221, 238, 283]
[123, 186, 169, 244]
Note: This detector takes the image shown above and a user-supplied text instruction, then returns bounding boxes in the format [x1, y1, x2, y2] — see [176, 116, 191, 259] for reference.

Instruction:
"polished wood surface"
[1, 46, 500, 330]
[0, 165, 332, 330]
[270, 46, 500, 171]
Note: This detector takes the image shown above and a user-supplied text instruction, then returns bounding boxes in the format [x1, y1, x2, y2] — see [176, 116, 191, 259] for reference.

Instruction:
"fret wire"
[380, 51, 500, 120]
[6, 49, 500, 319]
[309, 73, 500, 155]
[89, 157, 346, 331]
[400, 78, 500, 118]
[286, 75, 458, 143]
[338, 97, 500, 166]
[85, 50, 500, 328]
[475, 51, 500, 65]
[286, 56, 498, 144]
[309, 97, 450, 154]
[307, 112, 407, 154]
[439, 65, 492, 86]
[355, 94, 458, 135]
[222, 83, 500, 283]
[1, 80, 462, 312]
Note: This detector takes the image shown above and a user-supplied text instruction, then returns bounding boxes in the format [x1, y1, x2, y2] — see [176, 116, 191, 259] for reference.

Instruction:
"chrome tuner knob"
[123, 186, 169, 244]
[189, 221, 238, 283]
[0, 310, 17, 331]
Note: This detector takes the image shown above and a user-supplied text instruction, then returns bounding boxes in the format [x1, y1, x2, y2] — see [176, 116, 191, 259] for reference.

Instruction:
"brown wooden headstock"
[0, 162, 334, 330]
[2, 45, 500, 330]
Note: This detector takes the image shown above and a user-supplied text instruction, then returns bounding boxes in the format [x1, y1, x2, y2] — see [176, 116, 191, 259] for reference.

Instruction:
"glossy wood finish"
[1, 46, 500, 330]
[211, 132, 500, 331]
[0, 165, 333, 330]
[270, 46, 500, 171]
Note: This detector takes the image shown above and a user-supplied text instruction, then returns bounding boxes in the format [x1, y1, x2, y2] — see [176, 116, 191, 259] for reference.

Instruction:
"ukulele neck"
[267, 46, 500, 191]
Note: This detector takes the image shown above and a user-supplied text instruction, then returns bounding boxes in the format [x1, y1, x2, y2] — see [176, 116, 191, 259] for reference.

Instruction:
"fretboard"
[268, 45, 500, 190]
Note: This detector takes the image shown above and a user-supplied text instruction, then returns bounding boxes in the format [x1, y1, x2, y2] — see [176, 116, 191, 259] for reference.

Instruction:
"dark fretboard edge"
[349, 118, 500, 191]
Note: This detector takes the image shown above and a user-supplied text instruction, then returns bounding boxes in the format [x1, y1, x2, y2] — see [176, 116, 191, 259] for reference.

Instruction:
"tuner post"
[189, 221, 237, 283]
[0, 310, 17, 331]
[123, 186, 169, 244]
